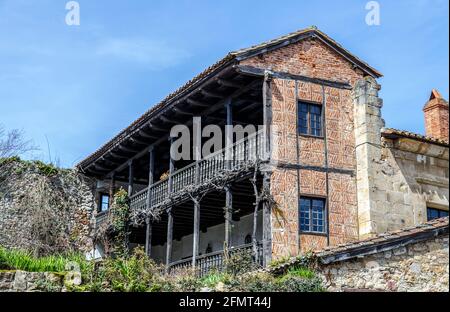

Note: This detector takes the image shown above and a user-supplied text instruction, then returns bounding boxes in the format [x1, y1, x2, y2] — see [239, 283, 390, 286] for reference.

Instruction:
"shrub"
[224, 250, 258, 275]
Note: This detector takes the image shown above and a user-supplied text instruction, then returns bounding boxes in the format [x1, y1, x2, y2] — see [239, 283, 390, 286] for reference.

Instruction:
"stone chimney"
[423, 89, 449, 141]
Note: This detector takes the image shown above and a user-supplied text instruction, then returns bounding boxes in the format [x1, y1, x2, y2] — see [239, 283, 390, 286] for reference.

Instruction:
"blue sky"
[0, 0, 448, 167]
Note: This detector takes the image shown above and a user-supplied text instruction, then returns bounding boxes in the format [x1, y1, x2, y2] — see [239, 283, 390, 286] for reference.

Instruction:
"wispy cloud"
[95, 38, 190, 69]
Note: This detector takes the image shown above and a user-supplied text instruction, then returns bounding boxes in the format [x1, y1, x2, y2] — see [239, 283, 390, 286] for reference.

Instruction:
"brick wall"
[243, 38, 367, 258]
[423, 92, 449, 141]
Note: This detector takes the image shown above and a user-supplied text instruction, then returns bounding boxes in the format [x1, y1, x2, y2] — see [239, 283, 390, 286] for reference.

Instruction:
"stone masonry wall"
[371, 138, 449, 232]
[353, 78, 449, 237]
[318, 234, 449, 292]
[252, 38, 368, 259]
[0, 270, 66, 292]
[0, 160, 95, 255]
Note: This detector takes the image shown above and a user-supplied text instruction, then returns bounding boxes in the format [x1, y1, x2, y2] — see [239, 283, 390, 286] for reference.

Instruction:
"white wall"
[150, 213, 263, 264]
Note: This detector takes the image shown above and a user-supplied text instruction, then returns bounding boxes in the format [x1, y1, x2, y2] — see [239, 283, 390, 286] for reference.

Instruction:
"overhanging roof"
[76, 27, 383, 175]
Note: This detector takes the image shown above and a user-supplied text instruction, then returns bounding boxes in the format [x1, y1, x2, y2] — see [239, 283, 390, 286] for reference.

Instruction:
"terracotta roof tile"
[382, 128, 449, 146]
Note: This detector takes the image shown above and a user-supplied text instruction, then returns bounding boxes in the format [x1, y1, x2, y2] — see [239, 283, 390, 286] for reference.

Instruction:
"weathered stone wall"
[353, 78, 449, 237]
[262, 39, 365, 259]
[0, 270, 66, 292]
[0, 160, 95, 255]
[318, 234, 449, 292]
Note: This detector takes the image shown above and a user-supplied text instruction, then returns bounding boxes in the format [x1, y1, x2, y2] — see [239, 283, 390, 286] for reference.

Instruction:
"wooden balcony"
[130, 129, 266, 212]
[169, 242, 263, 277]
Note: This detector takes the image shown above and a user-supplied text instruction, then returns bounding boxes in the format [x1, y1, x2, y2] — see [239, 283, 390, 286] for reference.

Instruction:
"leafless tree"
[0, 124, 36, 158]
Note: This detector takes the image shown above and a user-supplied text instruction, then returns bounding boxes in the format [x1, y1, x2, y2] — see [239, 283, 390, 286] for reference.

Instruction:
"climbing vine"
[95, 188, 130, 258]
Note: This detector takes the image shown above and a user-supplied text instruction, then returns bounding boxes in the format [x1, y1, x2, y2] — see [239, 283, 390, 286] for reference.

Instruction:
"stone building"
[75, 27, 449, 271]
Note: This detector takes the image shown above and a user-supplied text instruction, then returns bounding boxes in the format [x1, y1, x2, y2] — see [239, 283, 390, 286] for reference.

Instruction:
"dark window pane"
[427, 208, 449, 221]
[298, 102, 322, 136]
[300, 197, 326, 234]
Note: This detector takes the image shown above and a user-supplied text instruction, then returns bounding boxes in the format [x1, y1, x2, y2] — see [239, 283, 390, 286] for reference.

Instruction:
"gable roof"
[77, 27, 382, 172]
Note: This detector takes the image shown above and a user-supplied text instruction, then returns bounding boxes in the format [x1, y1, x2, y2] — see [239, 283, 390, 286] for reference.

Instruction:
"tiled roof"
[382, 128, 449, 147]
[269, 217, 449, 274]
[76, 27, 382, 171]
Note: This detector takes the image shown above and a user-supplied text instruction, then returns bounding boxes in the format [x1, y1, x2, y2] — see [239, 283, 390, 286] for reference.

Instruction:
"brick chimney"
[423, 89, 449, 141]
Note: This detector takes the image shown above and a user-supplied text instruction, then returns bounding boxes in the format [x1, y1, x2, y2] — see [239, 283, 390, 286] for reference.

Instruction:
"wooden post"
[165, 209, 173, 271]
[262, 71, 273, 159]
[145, 148, 155, 257]
[145, 217, 152, 257]
[192, 200, 200, 268]
[262, 172, 272, 266]
[127, 160, 134, 196]
[109, 172, 116, 207]
[225, 97, 233, 167]
[224, 98, 233, 251]
[166, 138, 175, 271]
[168, 137, 175, 193]
[224, 184, 232, 249]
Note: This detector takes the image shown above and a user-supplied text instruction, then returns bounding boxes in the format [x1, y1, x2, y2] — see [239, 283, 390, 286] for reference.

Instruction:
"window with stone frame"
[298, 101, 323, 137]
[299, 197, 326, 234]
[427, 207, 449, 221]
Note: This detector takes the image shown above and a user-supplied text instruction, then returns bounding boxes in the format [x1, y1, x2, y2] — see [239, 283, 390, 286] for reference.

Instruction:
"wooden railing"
[169, 242, 263, 277]
[130, 129, 266, 211]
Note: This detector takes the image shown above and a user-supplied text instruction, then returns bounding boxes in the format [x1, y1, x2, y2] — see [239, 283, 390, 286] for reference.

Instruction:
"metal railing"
[130, 129, 266, 211]
[169, 242, 263, 277]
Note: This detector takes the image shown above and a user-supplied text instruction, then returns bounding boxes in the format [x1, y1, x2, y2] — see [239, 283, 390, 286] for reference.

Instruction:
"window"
[298, 102, 323, 136]
[299, 197, 326, 233]
[427, 207, 449, 221]
[99, 194, 110, 212]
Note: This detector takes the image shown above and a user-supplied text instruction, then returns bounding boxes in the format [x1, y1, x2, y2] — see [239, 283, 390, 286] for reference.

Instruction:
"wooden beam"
[104, 79, 262, 178]
[235, 65, 352, 90]
[145, 148, 155, 257]
[201, 89, 224, 99]
[165, 209, 173, 271]
[110, 151, 128, 160]
[145, 218, 152, 257]
[192, 201, 200, 268]
[138, 130, 159, 139]
[262, 172, 272, 266]
[173, 107, 194, 116]
[130, 137, 149, 145]
[187, 98, 209, 107]
[159, 115, 179, 124]
[128, 160, 134, 196]
[118, 145, 139, 154]
[148, 123, 167, 132]
[225, 185, 232, 249]
[217, 78, 242, 89]
[237, 101, 262, 114]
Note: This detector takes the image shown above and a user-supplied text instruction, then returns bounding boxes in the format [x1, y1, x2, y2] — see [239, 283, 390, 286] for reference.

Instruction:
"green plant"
[224, 250, 258, 275]
[275, 275, 324, 292]
[285, 265, 316, 279]
[0, 247, 88, 274]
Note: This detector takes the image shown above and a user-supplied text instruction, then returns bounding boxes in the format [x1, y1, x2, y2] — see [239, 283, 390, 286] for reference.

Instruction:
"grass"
[0, 247, 88, 273]
[284, 266, 316, 279]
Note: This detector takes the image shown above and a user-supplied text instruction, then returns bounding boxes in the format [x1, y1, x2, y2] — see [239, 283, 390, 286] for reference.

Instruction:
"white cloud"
[95, 37, 190, 69]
